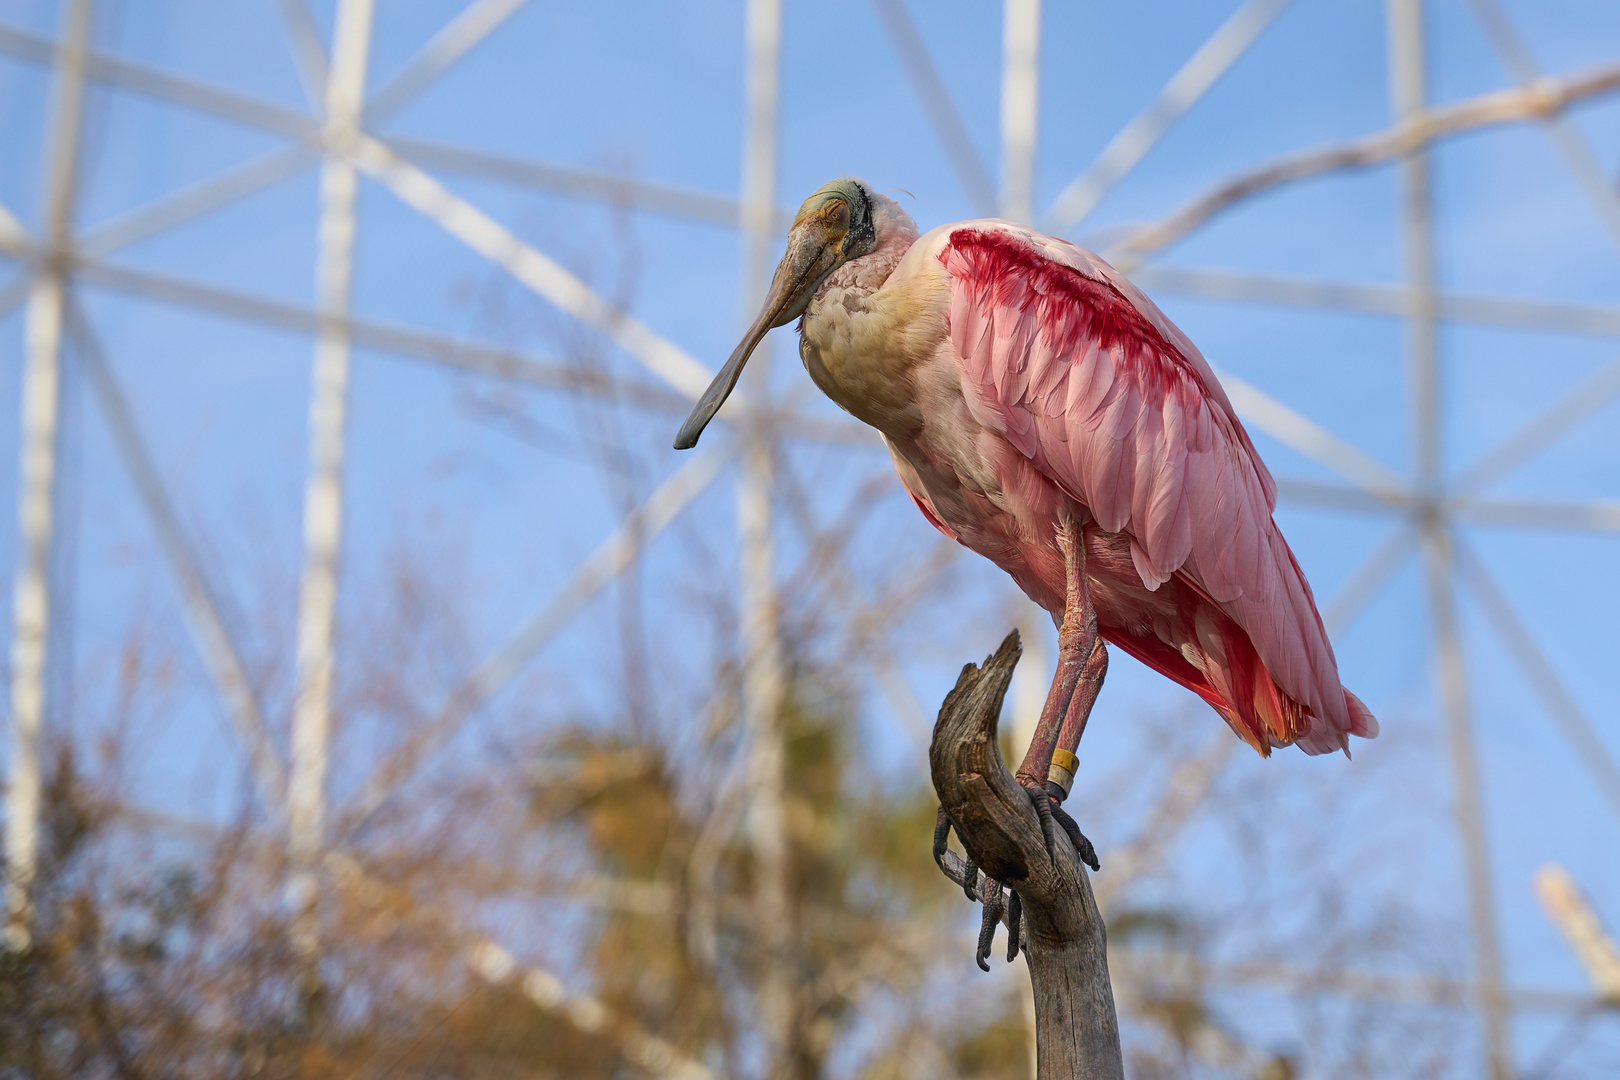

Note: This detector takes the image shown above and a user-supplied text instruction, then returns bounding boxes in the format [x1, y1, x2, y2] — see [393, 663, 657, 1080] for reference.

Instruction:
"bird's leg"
[1046, 639, 1107, 800]
[1012, 514, 1096, 790]
[1015, 512, 1104, 869]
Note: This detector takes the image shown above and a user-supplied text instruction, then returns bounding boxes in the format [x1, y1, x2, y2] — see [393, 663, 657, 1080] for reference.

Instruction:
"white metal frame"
[1, 2, 1617, 1075]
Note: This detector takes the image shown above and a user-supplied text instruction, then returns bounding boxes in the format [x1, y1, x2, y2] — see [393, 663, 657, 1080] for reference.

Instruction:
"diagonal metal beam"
[1136, 264, 1620, 338]
[1464, 0, 1620, 250]
[1273, 477, 1403, 515]
[0, 22, 320, 139]
[388, 136, 792, 230]
[1042, 0, 1294, 235]
[73, 259, 665, 400]
[348, 132, 723, 403]
[78, 144, 320, 258]
[273, 0, 330, 111]
[1322, 526, 1416, 636]
[66, 303, 286, 815]
[365, 0, 532, 125]
[1214, 368, 1411, 500]
[0, 201, 27, 256]
[334, 448, 728, 841]
[1453, 539, 1620, 822]
[1451, 497, 1620, 532]
[1454, 353, 1620, 495]
[868, 0, 996, 215]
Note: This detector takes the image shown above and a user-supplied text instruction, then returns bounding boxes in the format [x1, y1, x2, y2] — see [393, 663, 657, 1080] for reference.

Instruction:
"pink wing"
[937, 224, 1376, 755]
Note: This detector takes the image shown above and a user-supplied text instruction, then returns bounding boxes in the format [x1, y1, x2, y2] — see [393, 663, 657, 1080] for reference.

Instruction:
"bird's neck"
[798, 193, 931, 435]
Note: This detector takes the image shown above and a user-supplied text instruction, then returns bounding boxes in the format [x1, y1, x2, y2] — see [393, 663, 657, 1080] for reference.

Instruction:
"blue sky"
[2, 0, 1620, 1069]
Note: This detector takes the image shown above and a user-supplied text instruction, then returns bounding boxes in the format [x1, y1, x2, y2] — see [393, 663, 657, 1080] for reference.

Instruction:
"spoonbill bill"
[676, 178, 1377, 882]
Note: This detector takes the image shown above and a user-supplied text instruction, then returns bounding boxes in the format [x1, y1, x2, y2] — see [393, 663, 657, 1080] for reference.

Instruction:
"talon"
[1022, 781, 1056, 861]
[1006, 889, 1021, 961]
[1051, 802, 1101, 871]
[976, 878, 1004, 972]
[962, 856, 979, 902]
[932, 805, 951, 870]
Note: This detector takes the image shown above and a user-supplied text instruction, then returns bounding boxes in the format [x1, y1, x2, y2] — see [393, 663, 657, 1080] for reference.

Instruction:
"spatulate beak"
[674, 219, 842, 449]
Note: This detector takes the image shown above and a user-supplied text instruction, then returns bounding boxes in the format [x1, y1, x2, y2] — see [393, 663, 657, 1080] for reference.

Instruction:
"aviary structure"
[677, 178, 1378, 876]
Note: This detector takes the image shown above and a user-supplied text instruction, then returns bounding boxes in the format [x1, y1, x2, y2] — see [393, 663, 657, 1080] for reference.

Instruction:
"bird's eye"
[825, 199, 849, 225]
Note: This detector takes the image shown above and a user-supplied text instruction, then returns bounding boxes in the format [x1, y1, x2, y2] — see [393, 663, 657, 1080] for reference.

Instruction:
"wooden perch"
[931, 631, 1123, 1080]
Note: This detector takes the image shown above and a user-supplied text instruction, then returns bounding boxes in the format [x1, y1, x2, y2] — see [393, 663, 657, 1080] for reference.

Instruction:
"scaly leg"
[1046, 638, 1106, 870]
[1045, 638, 1108, 801]
[1013, 513, 1098, 789]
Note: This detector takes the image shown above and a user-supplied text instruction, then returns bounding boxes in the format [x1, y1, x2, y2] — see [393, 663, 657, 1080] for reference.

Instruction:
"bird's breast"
[798, 273, 947, 437]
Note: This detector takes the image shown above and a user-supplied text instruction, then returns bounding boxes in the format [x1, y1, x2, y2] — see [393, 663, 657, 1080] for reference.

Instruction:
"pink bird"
[677, 179, 1377, 921]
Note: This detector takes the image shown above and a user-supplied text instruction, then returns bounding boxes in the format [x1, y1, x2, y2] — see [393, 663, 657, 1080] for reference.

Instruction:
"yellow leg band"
[1047, 748, 1078, 798]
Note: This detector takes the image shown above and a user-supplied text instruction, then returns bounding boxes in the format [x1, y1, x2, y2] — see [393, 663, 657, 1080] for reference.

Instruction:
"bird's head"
[674, 178, 879, 449]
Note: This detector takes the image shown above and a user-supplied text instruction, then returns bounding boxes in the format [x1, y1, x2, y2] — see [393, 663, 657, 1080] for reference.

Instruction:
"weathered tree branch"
[930, 632, 1124, 1080]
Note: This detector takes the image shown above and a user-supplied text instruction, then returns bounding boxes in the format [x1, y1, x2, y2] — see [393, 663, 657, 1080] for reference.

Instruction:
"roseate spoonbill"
[676, 179, 1377, 949]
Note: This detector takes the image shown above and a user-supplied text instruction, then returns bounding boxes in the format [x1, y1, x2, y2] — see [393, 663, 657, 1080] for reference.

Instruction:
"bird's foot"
[1020, 781, 1099, 872]
[934, 806, 1023, 969]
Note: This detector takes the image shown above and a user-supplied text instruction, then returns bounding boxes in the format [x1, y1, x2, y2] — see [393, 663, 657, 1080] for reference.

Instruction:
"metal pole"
[1422, 532, 1515, 1078]
[1389, 1, 1513, 1074]
[4, 0, 92, 952]
[288, 0, 375, 964]
[1388, 0, 1440, 492]
[738, 0, 791, 1074]
[999, 0, 1040, 224]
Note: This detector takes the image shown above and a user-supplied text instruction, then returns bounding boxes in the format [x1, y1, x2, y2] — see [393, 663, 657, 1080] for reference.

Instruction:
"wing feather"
[936, 222, 1369, 753]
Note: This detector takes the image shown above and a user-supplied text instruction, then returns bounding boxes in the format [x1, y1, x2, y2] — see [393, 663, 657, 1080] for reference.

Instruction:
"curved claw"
[976, 878, 1004, 971]
[1021, 781, 1057, 862]
[1051, 803, 1100, 871]
[1006, 889, 1022, 961]
[932, 805, 951, 870]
